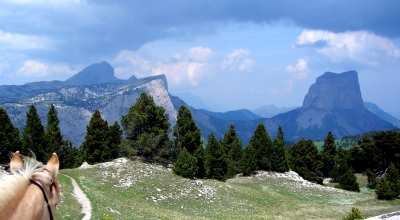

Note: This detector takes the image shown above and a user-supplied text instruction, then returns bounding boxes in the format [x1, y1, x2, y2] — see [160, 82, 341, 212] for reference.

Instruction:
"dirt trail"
[62, 174, 92, 220]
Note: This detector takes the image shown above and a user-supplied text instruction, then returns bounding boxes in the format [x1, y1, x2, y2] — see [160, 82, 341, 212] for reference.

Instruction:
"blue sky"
[0, 0, 399, 113]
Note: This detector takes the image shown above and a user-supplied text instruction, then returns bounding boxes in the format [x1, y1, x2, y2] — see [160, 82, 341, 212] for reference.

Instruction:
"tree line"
[1, 92, 399, 199]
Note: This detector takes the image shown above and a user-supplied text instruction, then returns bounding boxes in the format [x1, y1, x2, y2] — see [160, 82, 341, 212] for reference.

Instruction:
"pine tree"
[240, 144, 257, 176]
[338, 169, 360, 192]
[58, 140, 80, 169]
[205, 133, 228, 181]
[193, 144, 205, 178]
[376, 178, 396, 200]
[288, 138, 322, 182]
[321, 131, 337, 177]
[172, 104, 203, 177]
[366, 170, 378, 188]
[330, 158, 349, 182]
[271, 137, 289, 172]
[173, 148, 198, 179]
[222, 124, 243, 179]
[121, 92, 171, 160]
[80, 110, 108, 164]
[21, 105, 47, 162]
[342, 207, 363, 220]
[249, 122, 272, 171]
[0, 108, 20, 164]
[386, 162, 400, 197]
[173, 105, 202, 156]
[105, 121, 122, 159]
[45, 104, 63, 159]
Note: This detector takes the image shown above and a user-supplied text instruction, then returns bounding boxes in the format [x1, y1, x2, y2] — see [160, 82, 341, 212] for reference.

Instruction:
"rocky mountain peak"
[302, 71, 364, 110]
[66, 61, 123, 85]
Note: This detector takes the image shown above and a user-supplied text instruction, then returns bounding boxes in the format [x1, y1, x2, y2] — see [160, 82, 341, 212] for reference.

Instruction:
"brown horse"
[0, 151, 60, 220]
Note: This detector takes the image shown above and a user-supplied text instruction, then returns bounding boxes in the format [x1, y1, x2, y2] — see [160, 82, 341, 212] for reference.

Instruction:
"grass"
[58, 159, 400, 219]
[55, 173, 85, 220]
[314, 139, 356, 151]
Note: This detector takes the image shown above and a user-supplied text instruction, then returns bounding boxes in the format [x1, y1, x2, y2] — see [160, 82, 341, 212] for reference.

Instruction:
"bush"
[342, 207, 363, 220]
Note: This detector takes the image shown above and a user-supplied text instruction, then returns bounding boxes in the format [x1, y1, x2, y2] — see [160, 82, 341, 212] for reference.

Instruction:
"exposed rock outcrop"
[303, 71, 363, 110]
[0, 62, 176, 147]
[272, 71, 395, 141]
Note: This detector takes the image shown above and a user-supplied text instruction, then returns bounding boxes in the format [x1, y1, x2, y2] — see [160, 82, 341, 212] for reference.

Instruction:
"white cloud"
[17, 60, 74, 78]
[221, 49, 254, 72]
[187, 46, 212, 62]
[286, 59, 307, 73]
[296, 30, 400, 65]
[0, 30, 51, 50]
[113, 50, 152, 79]
[113, 47, 212, 87]
[285, 59, 308, 79]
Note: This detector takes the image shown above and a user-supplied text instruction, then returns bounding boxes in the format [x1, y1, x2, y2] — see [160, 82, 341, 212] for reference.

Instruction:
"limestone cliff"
[0, 62, 176, 147]
[272, 71, 395, 141]
[303, 71, 363, 110]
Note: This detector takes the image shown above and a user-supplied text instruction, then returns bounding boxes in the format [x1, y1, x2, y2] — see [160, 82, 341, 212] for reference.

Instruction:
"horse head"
[0, 151, 61, 220]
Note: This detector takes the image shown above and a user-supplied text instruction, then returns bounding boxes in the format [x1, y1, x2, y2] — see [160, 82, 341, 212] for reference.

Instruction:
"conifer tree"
[376, 178, 396, 200]
[249, 122, 272, 171]
[359, 136, 381, 171]
[366, 170, 378, 188]
[342, 207, 363, 220]
[321, 131, 337, 177]
[0, 108, 20, 164]
[271, 137, 289, 172]
[193, 144, 205, 178]
[105, 121, 123, 159]
[338, 169, 360, 192]
[173, 148, 198, 179]
[330, 158, 349, 182]
[172, 104, 203, 176]
[173, 105, 202, 156]
[205, 133, 228, 181]
[58, 140, 80, 169]
[288, 138, 322, 182]
[240, 144, 257, 176]
[80, 110, 108, 164]
[386, 162, 400, 196]
[375, 163, 400, 199]
[121, 92, 171, 160]
[21, 105, 47, 162]
[45, 104, 63, 159]
[277, 125, 284, 143]
[222, 124, 243, 178]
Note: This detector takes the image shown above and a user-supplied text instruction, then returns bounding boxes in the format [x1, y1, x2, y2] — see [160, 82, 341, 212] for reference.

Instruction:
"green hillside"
[56, 158, 400, 220]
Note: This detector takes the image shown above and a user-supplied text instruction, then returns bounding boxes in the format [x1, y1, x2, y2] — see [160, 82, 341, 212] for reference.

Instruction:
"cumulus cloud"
[221, 49, 254, 72]
[0, 1, 398, 65]
[187, 47, 212, 62]
[285, 59, 308, 79]
[17, 60, 75, 78]
[113, 46, 212, 86]
[296, 30, 400, 66]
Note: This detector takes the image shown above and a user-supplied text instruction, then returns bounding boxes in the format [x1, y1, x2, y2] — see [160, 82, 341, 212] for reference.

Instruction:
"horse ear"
[45, 153, 59, 177]
[10, 151, 23, 171]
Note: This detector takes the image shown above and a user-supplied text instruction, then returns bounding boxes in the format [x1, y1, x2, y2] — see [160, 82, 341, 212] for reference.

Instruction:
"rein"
[29, 178, 54, 220]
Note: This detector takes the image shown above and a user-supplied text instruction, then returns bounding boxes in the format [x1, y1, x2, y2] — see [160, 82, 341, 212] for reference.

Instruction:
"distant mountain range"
[0, 61, 175, 146]
[252, 105, 299, 118]
[0, 62, 398, 147]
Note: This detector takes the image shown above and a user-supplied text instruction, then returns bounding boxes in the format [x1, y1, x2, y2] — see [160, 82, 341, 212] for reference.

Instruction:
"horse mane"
[0, 153, 51, 212]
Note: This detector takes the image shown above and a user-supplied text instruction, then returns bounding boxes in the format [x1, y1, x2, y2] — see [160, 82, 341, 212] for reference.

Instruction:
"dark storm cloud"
[1, 0, 399, 63]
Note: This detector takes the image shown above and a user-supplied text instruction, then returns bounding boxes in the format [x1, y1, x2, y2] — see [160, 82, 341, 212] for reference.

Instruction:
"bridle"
[29, 168, 55, 220]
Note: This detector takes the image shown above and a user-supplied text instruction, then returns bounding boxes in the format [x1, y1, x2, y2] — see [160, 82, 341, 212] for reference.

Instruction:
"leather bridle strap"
[29, 179, 54, 220]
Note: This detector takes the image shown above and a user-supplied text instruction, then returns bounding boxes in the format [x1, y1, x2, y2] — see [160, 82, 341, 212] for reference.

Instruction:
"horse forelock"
[0, 155, 46, 212]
